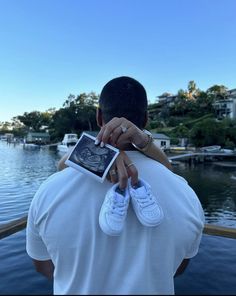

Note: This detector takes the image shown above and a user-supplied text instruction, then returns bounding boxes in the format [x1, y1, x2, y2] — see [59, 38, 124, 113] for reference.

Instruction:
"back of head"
[99, 76, 148, 128]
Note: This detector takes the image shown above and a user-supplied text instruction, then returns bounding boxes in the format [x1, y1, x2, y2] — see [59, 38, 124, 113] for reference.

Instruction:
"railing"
[0, 216, 27, 240]
[203, 223, 236, 239]
[1, 216, 236, 240]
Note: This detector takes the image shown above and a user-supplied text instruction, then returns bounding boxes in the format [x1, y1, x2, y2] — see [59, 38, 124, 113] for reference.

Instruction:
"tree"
[16, 111, 52, 131]
[174, 124, 189, 138]
[187, 80, 198, 99]
[74, 92, 98, 131]
[206, 85, 228, 101]
[63, 94, 76, 108]
[0, 121, 11, 131]
[190, 118, 226, 147]
[49, 92, 99, 141]
[17, 111, 42, 131]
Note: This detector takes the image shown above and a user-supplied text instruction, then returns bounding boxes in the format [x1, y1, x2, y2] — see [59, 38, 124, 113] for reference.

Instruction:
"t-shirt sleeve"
[185, 229, 203, 258]
[26, 202, 51, 261]
[185, 200, 205, 259]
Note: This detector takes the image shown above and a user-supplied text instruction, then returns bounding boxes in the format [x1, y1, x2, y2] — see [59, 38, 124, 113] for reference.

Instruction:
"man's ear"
[96, 107, 103, 127]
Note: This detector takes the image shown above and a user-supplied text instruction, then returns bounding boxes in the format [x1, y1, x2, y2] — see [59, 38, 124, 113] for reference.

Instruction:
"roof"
[151, 133, 170, 140]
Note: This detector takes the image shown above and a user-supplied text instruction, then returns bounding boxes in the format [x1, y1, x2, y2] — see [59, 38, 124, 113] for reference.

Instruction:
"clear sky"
[0, 0, 236, 122]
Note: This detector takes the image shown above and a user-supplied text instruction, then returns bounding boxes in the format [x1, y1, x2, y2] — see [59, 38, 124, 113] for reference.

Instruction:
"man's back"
[26, 151, 204, 295]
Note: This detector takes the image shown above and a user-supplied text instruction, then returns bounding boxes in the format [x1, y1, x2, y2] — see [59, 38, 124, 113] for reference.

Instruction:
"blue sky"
[0, 0, 236, 122]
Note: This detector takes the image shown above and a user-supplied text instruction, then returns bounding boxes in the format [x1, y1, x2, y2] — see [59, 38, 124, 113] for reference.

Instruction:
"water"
[173, 161, 236, 227]
[0, 141, 236, 294]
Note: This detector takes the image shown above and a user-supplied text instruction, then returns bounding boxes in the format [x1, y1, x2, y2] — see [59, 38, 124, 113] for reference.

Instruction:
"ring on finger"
[126, 163, 134, 168]
[120, 125, 128, 133]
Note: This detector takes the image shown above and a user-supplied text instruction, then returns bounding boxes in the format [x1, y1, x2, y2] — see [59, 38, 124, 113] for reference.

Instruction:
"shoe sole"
[99, 209, 124, 236]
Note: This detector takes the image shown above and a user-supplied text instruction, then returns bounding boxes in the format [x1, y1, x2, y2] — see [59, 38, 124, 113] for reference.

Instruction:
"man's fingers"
[126, 163, 139, 187]
[108, 151, 139, 190]
[121, 153, 139, 187]
[109, 164, 118, 184]
[116, 153, 128, 190]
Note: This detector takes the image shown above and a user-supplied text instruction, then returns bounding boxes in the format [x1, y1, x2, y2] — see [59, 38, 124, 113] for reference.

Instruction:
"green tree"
[222, 118, 236, 147]
[16, 111, 52, 131]
[49, 92, 99, 141]
[190, 118, 226, 147]
[206, 85, 228, 101]
[187, 80, 198, 99]
[173, 124, 189, 138]
[63, 94, 76, 107]
[17, 111, 42, 131]
[74, 92, 98, 131]
[0, 121, 12, 131]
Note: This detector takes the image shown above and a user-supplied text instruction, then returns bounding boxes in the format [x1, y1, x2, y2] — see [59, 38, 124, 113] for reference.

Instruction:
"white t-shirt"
[26, 151, 205, 295]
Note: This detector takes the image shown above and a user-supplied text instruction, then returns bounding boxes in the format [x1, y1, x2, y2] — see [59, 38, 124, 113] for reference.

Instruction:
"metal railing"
[1, 216, 236, 240]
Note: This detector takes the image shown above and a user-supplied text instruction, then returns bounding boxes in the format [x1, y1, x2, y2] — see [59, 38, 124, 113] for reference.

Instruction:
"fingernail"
[95, 138, 100, 145]
[100, 141, 105, 148]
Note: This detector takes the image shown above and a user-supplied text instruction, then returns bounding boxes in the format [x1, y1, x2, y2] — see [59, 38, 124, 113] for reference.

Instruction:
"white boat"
[220, 148, 234, 154]
[200, 145, 221, 153]
[57, 133, 78, 153]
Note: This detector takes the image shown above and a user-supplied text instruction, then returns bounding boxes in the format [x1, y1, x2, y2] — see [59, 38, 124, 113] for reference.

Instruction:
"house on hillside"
[213, 88, 236, 119]
[157, 93, 178, 107]
[26, 132, 50, 144]
[152, 133, 170, 150]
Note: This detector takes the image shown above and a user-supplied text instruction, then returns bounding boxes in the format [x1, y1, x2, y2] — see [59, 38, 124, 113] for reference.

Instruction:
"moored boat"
[57, 133, 78, 153]
[200, 145, 221, 153]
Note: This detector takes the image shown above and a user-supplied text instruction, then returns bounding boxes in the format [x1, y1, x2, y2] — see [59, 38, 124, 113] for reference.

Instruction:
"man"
[26, 76, 205, 294]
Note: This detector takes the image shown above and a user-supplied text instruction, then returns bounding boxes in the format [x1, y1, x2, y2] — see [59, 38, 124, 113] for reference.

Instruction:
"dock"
[169, 152, 236, 160]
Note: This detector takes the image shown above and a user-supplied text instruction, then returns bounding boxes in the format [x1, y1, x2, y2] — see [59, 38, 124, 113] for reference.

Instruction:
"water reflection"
[0, 141, 236, 227]
[173, 161, 236, 227]
[0, 142, 60, 223]
[1, 141, 236, 294]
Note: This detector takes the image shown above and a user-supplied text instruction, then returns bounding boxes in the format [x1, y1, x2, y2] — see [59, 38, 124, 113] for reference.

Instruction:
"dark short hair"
[99, 76, 148, 128]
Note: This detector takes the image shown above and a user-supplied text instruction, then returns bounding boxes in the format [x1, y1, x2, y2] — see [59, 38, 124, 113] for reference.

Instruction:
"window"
[161, 141, 166, 147]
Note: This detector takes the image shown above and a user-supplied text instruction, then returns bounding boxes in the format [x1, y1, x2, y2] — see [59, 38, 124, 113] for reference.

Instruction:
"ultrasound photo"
[65, 132, 119, 182]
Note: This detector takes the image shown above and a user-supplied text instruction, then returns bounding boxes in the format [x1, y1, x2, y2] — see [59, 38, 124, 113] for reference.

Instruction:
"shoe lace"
[136, 191, 155, 209]
[111, 199, 127, 216]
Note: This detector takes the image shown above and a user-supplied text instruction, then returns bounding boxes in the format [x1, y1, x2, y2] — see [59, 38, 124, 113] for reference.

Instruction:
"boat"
[57, 133, 78, 153]
[220, 148, 234, 154]
[200, 145, 221, 153]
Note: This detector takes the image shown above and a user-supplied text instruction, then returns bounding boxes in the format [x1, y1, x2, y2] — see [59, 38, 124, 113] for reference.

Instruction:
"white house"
[151, 133, 170, 150]
[213, 88, 236, 119]
[26, 132, 50, 144]
[157, 94, 178, 107]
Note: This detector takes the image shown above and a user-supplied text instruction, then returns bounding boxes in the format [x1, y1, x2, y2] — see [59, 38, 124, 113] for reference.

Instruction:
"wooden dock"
[168, 152, 236, 160]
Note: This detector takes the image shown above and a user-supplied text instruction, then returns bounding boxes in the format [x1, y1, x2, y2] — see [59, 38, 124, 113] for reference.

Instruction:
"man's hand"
[96, 116, 172, 171]
[95, 117, 149, 150]
[33, 259, 54, 280]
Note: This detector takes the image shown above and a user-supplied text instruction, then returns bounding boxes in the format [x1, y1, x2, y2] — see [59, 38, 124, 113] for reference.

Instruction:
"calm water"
[0, 141, 236, 295]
